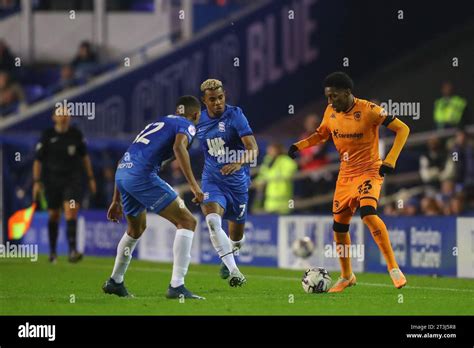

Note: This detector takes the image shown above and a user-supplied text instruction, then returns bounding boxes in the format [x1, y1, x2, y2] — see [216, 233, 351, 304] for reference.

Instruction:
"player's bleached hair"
[200, 79, 224, 94]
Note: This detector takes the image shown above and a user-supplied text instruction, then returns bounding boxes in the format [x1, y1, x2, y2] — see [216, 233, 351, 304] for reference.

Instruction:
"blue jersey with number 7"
[116, 115, 196, 178]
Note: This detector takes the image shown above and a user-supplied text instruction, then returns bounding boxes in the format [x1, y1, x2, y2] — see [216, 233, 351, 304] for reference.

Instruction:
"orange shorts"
[332, 175, 384, 217]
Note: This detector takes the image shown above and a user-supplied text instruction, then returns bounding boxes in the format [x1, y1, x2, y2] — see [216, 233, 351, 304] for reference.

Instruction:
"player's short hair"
[200, 78, 224, 94]
[324, 72, 354, 90]
[175, 95, 201, 115]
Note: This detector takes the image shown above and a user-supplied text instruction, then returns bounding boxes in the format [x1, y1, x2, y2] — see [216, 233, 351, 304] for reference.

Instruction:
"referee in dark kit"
[32, 109, 96, 263]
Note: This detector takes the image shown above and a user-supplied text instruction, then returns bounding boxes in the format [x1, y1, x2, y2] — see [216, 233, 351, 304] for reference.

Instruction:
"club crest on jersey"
[218, 122, 226, 132]
[354, 111, 361, 121]
[330, 113, 336, 119]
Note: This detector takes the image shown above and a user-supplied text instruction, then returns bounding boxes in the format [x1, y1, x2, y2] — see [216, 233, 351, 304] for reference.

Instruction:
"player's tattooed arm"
[221, 135, 259, 175]
[173, 133, 204, 203]
[380, 118, 410, 175]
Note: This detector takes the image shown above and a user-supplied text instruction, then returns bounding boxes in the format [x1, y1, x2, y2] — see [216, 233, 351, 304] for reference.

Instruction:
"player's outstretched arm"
[288, 128, 330, 159]
[379, 118, 410, 176]
[173, 133, 204, 203]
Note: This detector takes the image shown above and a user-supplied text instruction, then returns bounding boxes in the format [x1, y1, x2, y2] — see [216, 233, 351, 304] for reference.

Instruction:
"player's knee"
[177, 213, 197, 231]
[205, 213, 221, 234]
[127, 227, 142, 239]
[360, 205, 377, 220]
[333, 221, 350, 233]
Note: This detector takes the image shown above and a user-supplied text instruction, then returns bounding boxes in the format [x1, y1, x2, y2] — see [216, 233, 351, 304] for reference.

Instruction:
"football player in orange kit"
[288, 72, 410, 292]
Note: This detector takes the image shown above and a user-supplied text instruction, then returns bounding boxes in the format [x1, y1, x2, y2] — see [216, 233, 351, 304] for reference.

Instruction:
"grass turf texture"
[1, 255, 473, 315]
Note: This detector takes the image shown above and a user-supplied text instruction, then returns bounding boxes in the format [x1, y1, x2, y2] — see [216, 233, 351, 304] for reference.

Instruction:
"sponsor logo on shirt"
[332, 129, 363, 139]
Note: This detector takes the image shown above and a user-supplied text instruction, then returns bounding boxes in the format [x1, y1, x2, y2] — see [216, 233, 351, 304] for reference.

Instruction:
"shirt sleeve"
[177, 121, 196, 145]
[368, 101, 395, 126]
[295, 112, 330, 150]
[35, 131, 48, 162]
[232, 107, 253, 138]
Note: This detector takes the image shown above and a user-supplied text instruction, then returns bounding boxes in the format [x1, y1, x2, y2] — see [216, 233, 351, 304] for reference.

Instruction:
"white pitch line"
[79, 264, 474, 294]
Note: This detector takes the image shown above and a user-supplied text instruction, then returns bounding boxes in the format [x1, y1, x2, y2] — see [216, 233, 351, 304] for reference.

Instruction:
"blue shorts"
[202, 180, 248, 223]
[116, 175, 178, 217]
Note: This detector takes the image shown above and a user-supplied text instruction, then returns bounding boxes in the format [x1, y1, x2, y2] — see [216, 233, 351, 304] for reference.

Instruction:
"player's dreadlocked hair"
[324, 72, 354, 90]
[200, 79, 223, 94]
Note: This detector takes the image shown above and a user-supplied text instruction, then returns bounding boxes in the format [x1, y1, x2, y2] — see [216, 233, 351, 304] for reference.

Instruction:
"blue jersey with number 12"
[116, 115, 196, 178]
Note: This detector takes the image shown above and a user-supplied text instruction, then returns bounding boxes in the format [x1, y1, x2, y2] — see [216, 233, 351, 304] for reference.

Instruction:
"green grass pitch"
[1, 256, 473, 315]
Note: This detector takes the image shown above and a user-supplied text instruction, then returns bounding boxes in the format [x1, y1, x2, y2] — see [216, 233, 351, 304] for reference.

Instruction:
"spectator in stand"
[435, 180, 457, 215]
[446, 129, 474, 189]
[71, 41, 98, 79]
[420, 196, 442, 216]
[0, 71, 25, 116]
[419, 136, 452, 194]
[434, 81, 468, 129]
[0, 40, 15, 73]
[449, 193, 465, 215]
[58, 64, 78, 91]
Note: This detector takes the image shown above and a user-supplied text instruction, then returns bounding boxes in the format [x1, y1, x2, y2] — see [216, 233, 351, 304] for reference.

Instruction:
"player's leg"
[228, 221, 245, 250]
[227, 190, 248, 250]
[63, 199, 82, 263]
[219, 190, 249, 286]
[157, 197, 204, 299]
[44, 182, 62, 263]
[103, 180, 145, 297]
[47, 208, 60, 263]
[104, 210, 145, 297]
[328, 178, 357, 293]
[201, 184, 242, 284]
[139, 176, 203, 299]
[359, 177, 406, 289]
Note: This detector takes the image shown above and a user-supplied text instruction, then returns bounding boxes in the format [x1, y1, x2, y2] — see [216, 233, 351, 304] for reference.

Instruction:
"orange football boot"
[390, 268, 407, 289]
[328, 273, 357, 293]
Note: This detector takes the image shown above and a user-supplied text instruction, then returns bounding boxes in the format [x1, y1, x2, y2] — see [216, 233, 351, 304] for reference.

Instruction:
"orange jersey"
[297, 97, 392, 177]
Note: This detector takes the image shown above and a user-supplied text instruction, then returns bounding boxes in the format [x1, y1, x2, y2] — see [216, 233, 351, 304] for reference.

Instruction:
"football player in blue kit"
[197, 79, 259, 287]
[103, 95, 205, 299]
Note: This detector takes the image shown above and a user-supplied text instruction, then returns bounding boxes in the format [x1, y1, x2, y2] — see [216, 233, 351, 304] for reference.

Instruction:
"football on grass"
[302, 267, 332, 293]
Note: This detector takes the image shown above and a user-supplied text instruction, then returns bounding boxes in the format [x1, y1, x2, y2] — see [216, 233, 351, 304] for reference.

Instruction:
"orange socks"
[363, 215, 399, 270]
[334, 232, 352, 279]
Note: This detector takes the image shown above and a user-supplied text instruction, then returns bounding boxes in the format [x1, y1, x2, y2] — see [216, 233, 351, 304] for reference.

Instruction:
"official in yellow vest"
[434, 82, 467, 129]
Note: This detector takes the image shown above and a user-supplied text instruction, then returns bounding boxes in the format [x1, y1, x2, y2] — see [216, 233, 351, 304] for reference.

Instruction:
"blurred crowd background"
[1, 0, 473, 221]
